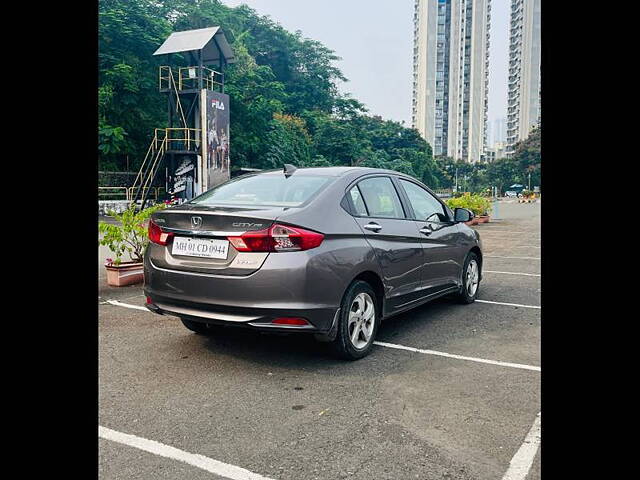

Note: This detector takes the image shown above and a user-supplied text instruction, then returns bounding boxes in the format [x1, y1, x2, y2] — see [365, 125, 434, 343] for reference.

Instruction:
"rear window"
[190, 174, 332, 207]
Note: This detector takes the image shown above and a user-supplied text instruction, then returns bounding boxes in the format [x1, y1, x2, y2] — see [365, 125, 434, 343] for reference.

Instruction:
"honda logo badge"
[191, 216, 203, 229]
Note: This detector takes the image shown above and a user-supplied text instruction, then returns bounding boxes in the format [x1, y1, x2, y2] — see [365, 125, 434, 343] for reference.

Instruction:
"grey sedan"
[144, 166, 482, 360]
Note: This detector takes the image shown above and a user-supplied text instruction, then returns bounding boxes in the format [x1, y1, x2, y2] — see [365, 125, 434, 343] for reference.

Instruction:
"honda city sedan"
[144, 166, 482, 359]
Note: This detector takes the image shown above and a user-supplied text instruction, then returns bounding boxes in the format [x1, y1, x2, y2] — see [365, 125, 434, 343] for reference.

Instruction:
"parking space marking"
[476, 299, 540, 309]
[486, 255, 541, 260]
[99, 426, 276, 480]
[474, 231, 539, 235]
[484, 270, 541, 277]
[104, 300, 148, 311]
[501, 412, 541, 480]
[100, 293, 146, 303]
[102, 301, 539, 370]
[373, 341, 540, 372]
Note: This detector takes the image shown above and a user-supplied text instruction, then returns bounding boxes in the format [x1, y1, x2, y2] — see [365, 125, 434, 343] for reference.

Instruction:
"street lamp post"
[455, 168, 458, 192]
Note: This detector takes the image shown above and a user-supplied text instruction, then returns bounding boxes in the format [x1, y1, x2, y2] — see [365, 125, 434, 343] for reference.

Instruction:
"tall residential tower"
[506, 0, 541, 154]
[412, 0, 491, 163]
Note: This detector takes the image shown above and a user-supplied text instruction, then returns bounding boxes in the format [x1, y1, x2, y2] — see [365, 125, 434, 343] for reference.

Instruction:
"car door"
[347, 175, 424, 314]
[395, 177, 462, 293]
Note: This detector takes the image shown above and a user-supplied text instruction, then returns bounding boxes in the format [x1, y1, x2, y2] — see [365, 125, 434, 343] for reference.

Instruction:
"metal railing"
[178, 66, 224, 91]
[99, 186, 129, 200]
[157, 127, 201, 151]
[129, 127, 201, 207]
[131, 135, 168, 208]
[99, 186, 164, 202]
[127, 186, 164, 202]
[159, 66, 188, 128]
[160, 66, 224, 92]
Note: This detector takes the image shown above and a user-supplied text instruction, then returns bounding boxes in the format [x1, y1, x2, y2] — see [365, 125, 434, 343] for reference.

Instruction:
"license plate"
[171, 237, 229, 259]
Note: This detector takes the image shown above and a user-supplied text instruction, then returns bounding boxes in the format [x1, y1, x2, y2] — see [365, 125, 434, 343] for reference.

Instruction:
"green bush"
[446, 194, 492, 216]
[99, 204, 165, 265]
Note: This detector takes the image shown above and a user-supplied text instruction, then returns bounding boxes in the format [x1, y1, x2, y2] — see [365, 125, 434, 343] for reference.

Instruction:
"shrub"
[99, 204, 166, 265]
[446, 193, 492, 216]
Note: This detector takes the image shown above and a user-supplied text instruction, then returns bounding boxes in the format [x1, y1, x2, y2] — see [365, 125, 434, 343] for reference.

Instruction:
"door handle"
[420, 226, 433, 236]
[364, 222, 382, 232]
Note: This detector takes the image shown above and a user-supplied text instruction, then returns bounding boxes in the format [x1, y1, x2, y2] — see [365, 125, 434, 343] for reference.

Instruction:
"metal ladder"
[130, 68, 188, 210]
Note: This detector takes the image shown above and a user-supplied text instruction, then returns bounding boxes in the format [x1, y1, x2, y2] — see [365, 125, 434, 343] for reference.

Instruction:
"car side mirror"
[454, 208, 474, 223]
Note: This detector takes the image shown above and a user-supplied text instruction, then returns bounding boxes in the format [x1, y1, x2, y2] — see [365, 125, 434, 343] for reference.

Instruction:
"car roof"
[255, 166, 404, 178]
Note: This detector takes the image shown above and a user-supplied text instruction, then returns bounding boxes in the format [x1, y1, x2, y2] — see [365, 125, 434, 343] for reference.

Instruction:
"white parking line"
[484, 270, 541, 277]
[486, 255, 541, 260]
[99, 426, 276, 480]
[104, 300, 148, 311]
[476, 299, 541, 309]
[474, 231, 539, 235]
[373, 341, 540, 372]
[501, 412, 542, 480]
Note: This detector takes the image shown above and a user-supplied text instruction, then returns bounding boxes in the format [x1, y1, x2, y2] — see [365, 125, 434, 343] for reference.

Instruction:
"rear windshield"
[190, 174, 332, 207]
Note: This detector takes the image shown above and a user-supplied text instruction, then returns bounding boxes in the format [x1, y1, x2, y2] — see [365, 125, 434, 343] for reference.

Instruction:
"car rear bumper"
[143, 251, 346, 333]
[144, 292, 339, 333]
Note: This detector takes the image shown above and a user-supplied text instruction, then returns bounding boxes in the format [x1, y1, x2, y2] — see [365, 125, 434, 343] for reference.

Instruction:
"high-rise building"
[412, 0, 491, 163]
[506, 0, 540, 154]
[493, 116, 507, 145]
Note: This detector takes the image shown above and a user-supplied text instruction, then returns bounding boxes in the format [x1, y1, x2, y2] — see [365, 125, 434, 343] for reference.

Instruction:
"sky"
[222, 0, 509, 140]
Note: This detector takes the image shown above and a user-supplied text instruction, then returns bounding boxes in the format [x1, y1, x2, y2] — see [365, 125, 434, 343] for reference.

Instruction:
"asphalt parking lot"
[98, 200, 541, 480]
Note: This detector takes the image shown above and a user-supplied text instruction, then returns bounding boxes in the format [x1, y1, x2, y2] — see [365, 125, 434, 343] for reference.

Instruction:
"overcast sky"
[222, 0, 509, 136]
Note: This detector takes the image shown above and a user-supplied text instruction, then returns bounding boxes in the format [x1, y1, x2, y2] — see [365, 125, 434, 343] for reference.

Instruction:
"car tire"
[180, 318, 219, 335]
[329, 280, 380, 360]
[455, 252, 481, 304]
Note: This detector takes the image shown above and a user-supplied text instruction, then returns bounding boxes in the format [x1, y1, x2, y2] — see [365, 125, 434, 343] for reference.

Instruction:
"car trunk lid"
[148, 204, 287, 275]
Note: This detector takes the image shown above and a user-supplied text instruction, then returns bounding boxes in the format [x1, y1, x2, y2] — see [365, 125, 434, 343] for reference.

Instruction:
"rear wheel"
[455, 252, 481, 304]
[180, 318, 220, 335]
[330, 280, 379, 360]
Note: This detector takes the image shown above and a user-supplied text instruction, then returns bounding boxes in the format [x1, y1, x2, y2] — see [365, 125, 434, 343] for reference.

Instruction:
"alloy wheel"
[347, 292, 375, 350]
[466, 259, 479, 297]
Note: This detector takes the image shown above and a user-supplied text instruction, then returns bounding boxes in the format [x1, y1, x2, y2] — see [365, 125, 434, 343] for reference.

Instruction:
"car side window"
[348, 186, 368, 216]
[357, 177, 405, 219]
[398, 179, 447, 221]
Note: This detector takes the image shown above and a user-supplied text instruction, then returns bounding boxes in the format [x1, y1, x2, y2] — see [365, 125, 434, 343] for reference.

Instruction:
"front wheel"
[455, 252, 481, 304]
[329, 280, 380, 360]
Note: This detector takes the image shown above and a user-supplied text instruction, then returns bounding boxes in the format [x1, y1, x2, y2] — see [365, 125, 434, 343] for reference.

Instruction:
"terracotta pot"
[104, 261, 144, 287]
[478, 215, 490, 223]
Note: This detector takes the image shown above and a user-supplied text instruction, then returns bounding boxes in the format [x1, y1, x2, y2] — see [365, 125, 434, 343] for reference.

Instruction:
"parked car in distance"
[144, 166, 483, 360]
[504, 190, 521, 198]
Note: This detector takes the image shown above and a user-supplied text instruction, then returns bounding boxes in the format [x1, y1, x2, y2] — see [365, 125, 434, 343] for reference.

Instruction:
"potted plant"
[475, 196, 492, 223]
[522, 189, 538, 202]
[446, 194, 492, 225]
[99, 204, 165, 287]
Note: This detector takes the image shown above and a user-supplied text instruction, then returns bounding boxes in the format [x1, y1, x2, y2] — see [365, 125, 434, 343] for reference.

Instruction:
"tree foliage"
[98, 0, 540, 191]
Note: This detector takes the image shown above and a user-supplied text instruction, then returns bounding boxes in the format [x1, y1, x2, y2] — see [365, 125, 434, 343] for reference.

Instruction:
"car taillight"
[272, 317, 309, 326]
[228, 223, 324, 252]
[148, 220, 174, 246]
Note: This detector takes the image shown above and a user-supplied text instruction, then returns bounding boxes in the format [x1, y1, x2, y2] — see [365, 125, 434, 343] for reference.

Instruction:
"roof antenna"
[283, 164, 297, 178]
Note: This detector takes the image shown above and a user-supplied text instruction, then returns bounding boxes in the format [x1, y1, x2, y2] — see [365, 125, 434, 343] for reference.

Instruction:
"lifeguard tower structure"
[130, 26, 235, 209]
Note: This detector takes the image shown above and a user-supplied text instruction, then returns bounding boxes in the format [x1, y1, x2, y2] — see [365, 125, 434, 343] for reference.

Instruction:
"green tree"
[97, 0, 451, 189]
[512, 126, 541, 189]
[99, 0, 171, 169]
[263, 113, 312, 168]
